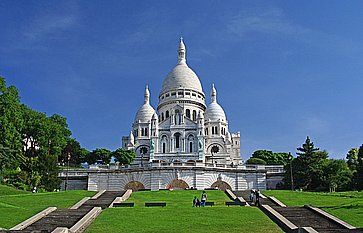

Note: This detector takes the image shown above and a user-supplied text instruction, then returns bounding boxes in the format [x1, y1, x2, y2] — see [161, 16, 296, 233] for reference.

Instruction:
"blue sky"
[1, 1, 363, 160]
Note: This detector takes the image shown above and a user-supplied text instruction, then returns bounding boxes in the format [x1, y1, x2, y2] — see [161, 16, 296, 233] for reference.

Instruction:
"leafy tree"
[346, 148, 359, 171]
[85, 148, 111, 164]
[60, 138, 82, 166]
[354, 144, 363, 190]
[111, 148, 136, 165]
[250, 150, 290, 165]
[323, 159, 353, 192]
[246, 157, 267, 165]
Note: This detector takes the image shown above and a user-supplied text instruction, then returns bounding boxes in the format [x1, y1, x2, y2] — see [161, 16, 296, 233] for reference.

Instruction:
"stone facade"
[58, 39, 285, 191]
[122, 38, 241, 166]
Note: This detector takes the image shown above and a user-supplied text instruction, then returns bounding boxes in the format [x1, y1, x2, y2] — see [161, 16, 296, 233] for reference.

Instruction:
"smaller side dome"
[205, 84, 227, 122]
[134, 85, 156, 123]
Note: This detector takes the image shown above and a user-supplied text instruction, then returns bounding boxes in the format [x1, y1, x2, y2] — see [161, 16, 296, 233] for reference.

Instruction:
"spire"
[211, 84, 217, 103]
[129, 131, 134, 145]
[144, 85, 150, 104]
[178, 37, 186, 64]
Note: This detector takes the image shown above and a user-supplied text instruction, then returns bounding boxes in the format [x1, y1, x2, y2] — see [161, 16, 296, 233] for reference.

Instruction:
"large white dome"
[161, 63, 203, 94]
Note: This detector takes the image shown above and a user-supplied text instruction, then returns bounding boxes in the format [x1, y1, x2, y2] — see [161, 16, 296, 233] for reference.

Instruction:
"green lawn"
[263, 190, 363, 228]
[0, 185, 95, 229]
[86, 190, 282, 233]
[0, 185, 29, 196]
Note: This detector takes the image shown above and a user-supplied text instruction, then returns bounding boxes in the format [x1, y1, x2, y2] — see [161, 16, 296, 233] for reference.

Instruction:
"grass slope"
[0, 185, 95, 229]
[264, 190, 363, 228]
[0, 185, 29, 196]
[87, 190, 282, 233]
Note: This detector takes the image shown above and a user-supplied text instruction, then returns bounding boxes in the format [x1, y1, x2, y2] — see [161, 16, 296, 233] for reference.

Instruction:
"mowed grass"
[86, 190, 282, 233]
[263, 190, 363, 227]
[0, 185, 95, 229]
[0, 185, 29, 196]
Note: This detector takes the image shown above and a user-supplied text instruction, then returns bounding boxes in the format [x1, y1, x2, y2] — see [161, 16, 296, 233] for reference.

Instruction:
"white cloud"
[24, 14, 78, 41]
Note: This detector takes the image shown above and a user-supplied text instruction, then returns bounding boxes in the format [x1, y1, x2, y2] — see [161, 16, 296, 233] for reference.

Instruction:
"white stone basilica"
[122, 39, 242, 166]
[59, 39, 284, 192]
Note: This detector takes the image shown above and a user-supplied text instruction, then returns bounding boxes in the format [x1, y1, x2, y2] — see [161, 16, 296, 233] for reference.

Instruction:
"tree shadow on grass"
[319, 204, 363, 210]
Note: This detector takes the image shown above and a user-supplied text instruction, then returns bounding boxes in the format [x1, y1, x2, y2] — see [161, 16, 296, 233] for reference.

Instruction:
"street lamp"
[65, 152, 71, 191]
[288, 152, 294, 191]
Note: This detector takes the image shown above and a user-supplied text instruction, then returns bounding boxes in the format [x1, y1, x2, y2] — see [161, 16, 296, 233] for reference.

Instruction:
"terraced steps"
[4, 191, 125, 233]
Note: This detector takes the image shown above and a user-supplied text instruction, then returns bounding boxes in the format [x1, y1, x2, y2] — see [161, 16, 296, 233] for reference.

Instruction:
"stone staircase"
[2, 191, 125, 233]
[19, 209, 90, 233]
[233, 190, 363, 233]
[78, 191, 122, 210]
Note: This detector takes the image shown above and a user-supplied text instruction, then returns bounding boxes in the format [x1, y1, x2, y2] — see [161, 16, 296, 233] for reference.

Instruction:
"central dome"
[160, 38, 203, 95]
[161, 63, 203, 94]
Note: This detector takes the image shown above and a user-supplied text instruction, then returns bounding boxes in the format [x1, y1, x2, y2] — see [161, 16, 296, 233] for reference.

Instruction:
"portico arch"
[211, 180, 232, 191]
[166, 179, 189, 190]
[124, 181, 145, 191]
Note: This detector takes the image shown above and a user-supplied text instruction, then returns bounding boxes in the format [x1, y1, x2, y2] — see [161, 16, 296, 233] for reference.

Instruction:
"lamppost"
[65, 152, 71, 191]
[288, 152, 294, 191]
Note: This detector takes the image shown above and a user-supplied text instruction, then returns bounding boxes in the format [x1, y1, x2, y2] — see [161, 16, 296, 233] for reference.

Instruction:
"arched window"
[166, 110, 169, 118]
[145, 128, 148, 136]
[175, 133, 181, 149]
[186, 109, 191, 118]
[141, 128, 144, 136]
[162, 143, 166, 153]
[161, 113, 164, 121]
[189, 141, 193, 153]
[211, 127, 214, 135]
[192, 110, 197, 121]
[175, 109, 181, 125]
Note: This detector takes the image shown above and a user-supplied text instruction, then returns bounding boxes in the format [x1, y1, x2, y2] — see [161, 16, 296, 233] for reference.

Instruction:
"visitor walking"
[255, 189, 260, 206]
[249, 190, 254, 202]
[201, 191, 207, 207]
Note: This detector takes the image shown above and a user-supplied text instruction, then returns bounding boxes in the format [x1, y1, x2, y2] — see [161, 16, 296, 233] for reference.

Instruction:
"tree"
[354, 144, 363, 190]
[291, 136, 328, 190]
[86, 148, 111, 165]
[323, 159, 353, 192]
[346, 148, 359, 171]
[250, 150, 290, 165]
[246, 157, 267, 165]
[60, 138, 82, 166]
[111, 148, 136, 165]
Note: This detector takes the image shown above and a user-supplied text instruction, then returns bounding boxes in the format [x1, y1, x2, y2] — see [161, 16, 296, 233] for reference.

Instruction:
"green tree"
[111, 148, 136, 165]
[60, 138, 83, 166]
[292, 136, 327, 190]
[86, 148, 111, 164]
[346, 148, 359, 171]
[323, 159, 353, 192]
[354, 144, 363, 190]
[246, 157, 267, 165]
[250, 150, 290, 165]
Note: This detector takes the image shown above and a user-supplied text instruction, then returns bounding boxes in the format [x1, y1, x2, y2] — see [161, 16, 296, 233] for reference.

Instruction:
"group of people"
[192, 191, 207, 207]
[249, 189, 261, 206]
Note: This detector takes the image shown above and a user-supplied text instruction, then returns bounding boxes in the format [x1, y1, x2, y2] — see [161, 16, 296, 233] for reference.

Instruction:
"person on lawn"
[201, 191, 207, 207]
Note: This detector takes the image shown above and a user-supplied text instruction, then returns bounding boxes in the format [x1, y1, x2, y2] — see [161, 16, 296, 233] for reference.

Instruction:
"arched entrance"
[211, 180, 232, 191]
[124, 181, 145, 191]
[166, 179, 189, 190]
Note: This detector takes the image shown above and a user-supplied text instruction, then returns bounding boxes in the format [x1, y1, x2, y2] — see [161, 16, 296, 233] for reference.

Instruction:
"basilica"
[59, 39, 283, 192]
[122, 39, 242, 166]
